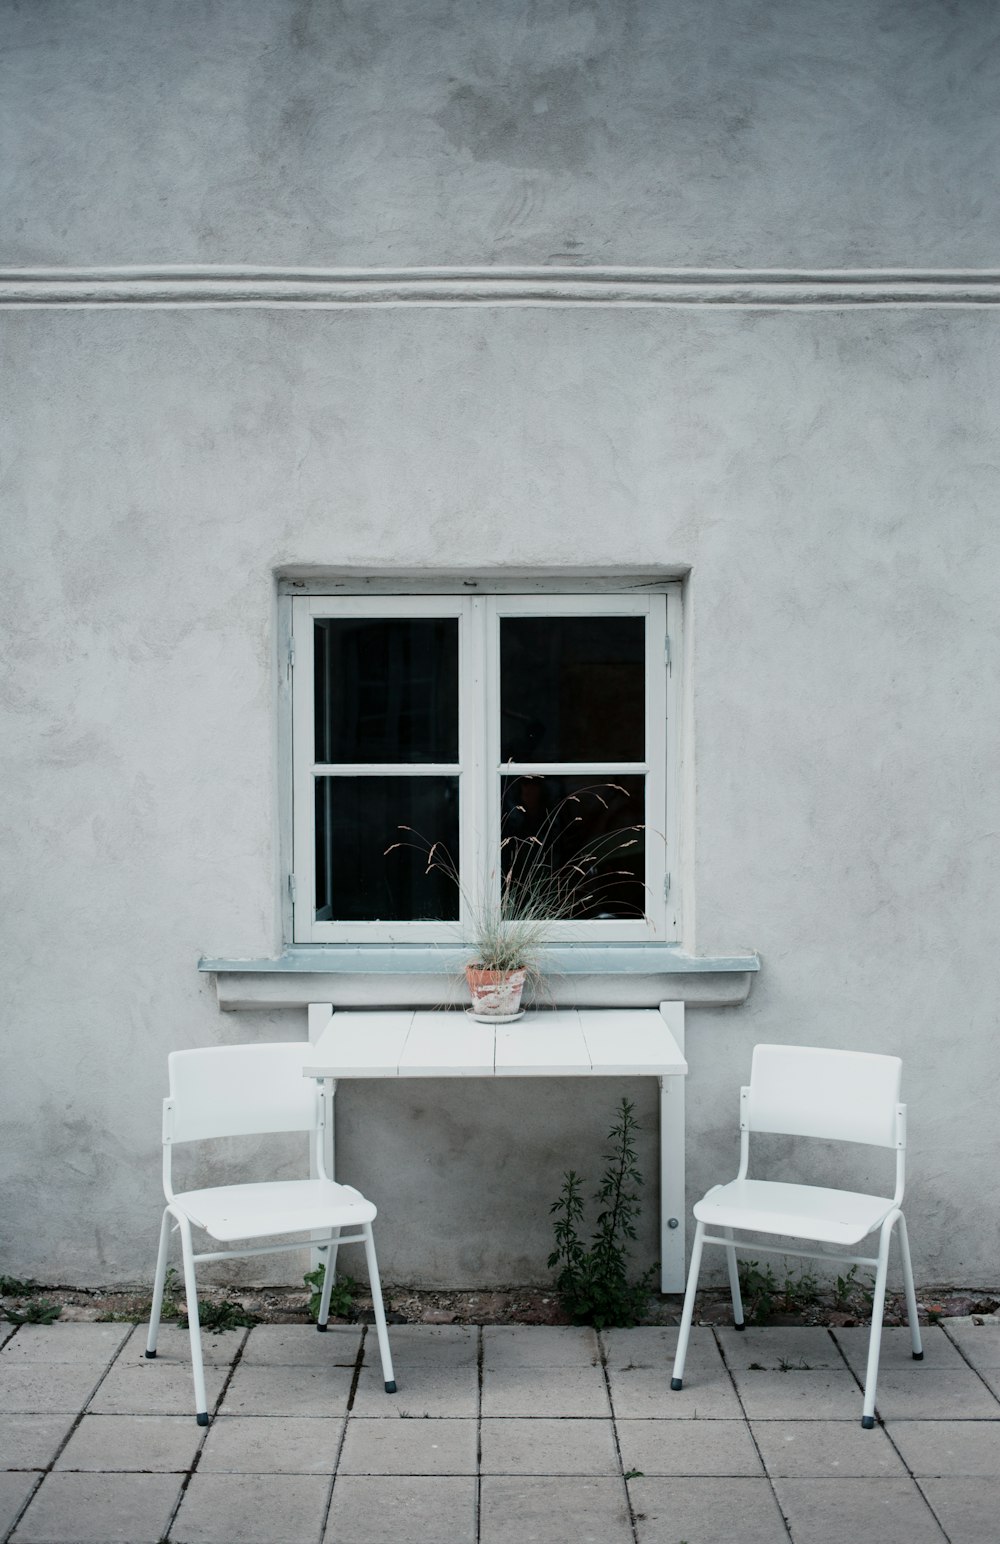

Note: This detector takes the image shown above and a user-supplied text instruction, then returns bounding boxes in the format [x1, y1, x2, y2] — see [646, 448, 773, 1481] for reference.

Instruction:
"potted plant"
[389, 781, 646, 1019]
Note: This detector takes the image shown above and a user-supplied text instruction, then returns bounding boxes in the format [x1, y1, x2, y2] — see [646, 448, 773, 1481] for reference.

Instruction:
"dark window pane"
[500, 775, 646, 920]
[500, 616, 645, 762]
[315, 776, 459, 922]
[314, 618, 459, 764]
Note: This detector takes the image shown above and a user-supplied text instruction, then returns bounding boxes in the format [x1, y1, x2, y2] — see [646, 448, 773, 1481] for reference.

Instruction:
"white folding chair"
[671, 1044, 921, 1428]
[145, 1042, 395, 1424]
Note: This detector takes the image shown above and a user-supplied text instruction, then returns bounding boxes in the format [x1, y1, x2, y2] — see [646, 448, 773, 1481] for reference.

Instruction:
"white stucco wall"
[2, 0, 999, 1288]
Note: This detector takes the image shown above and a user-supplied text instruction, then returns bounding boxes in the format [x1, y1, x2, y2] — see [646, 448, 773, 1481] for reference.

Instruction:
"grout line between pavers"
[0, 1322, 154, 1544]
[712, 1326, 795, 1543]
[161, 1323, 250, 1541]
[318, 1323, 369, 1544]
[475, 1325, 483, 1544]
[598, 1329, 640, 1544]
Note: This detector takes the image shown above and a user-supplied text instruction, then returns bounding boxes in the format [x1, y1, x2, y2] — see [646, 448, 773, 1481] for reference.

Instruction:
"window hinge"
[287, 873, 297, 903]
[664, 872, 671, 899]
[664, 633, 672, 673]
[287, 635, 296, 671]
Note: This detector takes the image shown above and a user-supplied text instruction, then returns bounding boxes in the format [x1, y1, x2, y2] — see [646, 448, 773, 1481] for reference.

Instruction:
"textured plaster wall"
[2, 0, 999, 1288]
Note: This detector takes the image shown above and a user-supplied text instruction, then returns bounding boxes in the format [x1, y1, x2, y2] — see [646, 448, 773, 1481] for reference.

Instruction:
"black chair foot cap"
[196, 1413, 210, 1427]
[861, 1415, 876, 1430]
[912, 1350, 924, 1360]
[316, 1323, 328, 1333]
[733, 1321, 746, 1331]
[385, 1380, 397, 1394]
[670, 1377, 683, 1391]
[144, 1350, 157, 1359]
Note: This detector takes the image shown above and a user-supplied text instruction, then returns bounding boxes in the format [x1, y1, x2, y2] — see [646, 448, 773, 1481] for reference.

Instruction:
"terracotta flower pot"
[465, 964, 526, 1018]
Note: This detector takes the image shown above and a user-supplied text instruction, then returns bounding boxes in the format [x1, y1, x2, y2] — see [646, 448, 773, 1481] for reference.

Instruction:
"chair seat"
[171, 1179, 376, 1242]
[693, 1179, 896, 1247]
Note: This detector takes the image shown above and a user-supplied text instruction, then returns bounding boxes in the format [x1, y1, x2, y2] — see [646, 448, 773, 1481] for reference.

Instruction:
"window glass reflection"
[315, 618, 459, 764]
[500, 775, 646, 920]
[315, 776, 459, 922]
[500, 616, 645, 762]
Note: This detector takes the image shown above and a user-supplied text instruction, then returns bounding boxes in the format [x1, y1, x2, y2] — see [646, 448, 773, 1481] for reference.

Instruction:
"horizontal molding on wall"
[3, 266, 1000, 308]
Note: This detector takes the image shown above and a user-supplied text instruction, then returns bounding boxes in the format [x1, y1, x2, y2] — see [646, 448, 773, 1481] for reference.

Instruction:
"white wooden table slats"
[304, 1003, 688, 1291]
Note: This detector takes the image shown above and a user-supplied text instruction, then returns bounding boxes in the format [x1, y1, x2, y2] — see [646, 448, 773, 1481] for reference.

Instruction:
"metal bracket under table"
[303, 1002, 688, 1293]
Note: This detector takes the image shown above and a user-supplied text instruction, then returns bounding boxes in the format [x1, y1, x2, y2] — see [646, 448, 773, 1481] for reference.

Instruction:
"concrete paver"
[0, 1326, 131, 1365]
[480, 1418, 620, 1475]
[54, 1414, 204, 1472]
[920, 1476, 1000, 1544]
[121, 1325, 247, 1365]
[11, 1472, 182, 1544]
[169, 1473, 330, 1544]
[480, 1476, 632, 1544]
[887, 1419, 1000, 1475]
[833, 1324, 966, 1373]
[0, 1416, 76, 1472]
[750, 1418, 906, 1477]
[941, 1317, 1000, 1368]
[3, 1320, 1000, 1544]
[323, 1476, 476, 1544]
[628, 1476, 789, 1543]
[773, 1476, 948, 1544]
[617, 1416, 764, 1475]
[339, 1416, 477, 1474]
[200, 1414, 343, 1473]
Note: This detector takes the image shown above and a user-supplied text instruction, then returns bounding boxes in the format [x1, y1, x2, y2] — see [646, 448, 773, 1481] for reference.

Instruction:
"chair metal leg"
[724, 1227, 744, 1329]
[145, 1209, 172, 1358]
[362, 1225, 396, 1393]
[861, 1212, 896, 1428]
[671, 1219, 706, 1390]
[896, 1212, 923, 1360]
[316, 1231, 340, 1331]
[177, 1215, 210, 1425]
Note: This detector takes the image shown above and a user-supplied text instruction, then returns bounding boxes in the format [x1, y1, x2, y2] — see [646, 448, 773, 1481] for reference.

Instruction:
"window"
[290, 589, 679, 944]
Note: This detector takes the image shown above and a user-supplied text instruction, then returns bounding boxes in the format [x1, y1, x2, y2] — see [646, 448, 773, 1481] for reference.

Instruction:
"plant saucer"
[464, 1008, 526, 1025]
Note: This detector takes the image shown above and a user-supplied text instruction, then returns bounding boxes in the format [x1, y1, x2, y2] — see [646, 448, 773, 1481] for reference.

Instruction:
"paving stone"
[87, 1359, 228, 1416]
[602, 1324, 723, 1371]
[11, 1472, 182, 1543]
[482, 1326, 600, 1367]
[122, 1324, 247, 1365]
[617, 1417, 763, 1476]
[480, 1476, 633, 1544]
[730, 1367, 864, 1420]
[0, 1324, 132, 1364]
[339, 1416, 476, 1474]
[773, 1477, 947, 1544]
[0, 1474, 40, 1538]
[608, 1363, 743, 1419]
[875, 1369, 1000, 1421]
[751, 1419, 906, 1477]
[368, 1325, 477, 1364]
[887, 1420, 1000, 1476]
[941, 1317, 1000, 1368]
[833, 1325, 965, 1374]
[350, 1363, 478, 1417]
[0, 1322, 16, 1350]
[481, 1364, 610, 1418]
[54, 1414, 204, 1472]
[323, 1476, 476, 1543]
[201, 1415, 343, 1473]
[0, 1415, 76, 1471]
[480, 1417, 619, 1475]
[628, 1476, 788, 1543]
[0, 1363, 109, 1415]
[920, 1476, 1000, 1544]
[219, 1362, 353, 1418]
[717, 1325, 842, 1370]
[170, 1473, 330, 1543]
[239, 1324, 361, 1365]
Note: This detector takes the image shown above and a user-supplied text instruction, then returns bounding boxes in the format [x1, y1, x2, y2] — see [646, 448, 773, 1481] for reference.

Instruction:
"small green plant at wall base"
[304, 1266, 360, 1321]
[0, 1276, 42, 1297]
[4, 1298, 61, 1325]
[548, 1098, 655, 1330]
[177, 1299, 259, 1332]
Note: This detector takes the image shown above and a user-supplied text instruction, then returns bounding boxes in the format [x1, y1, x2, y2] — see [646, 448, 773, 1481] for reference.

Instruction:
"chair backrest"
[165, 1043, 318, 1143]
[745, 1044, 902, 1149]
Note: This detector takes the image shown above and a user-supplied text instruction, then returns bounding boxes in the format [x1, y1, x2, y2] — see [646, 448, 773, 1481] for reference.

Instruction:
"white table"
[303, 1003, 688, 1292]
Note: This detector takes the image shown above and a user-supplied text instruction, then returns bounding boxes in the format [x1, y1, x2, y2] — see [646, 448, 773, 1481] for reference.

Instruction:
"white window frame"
[290, 588, 680, 945]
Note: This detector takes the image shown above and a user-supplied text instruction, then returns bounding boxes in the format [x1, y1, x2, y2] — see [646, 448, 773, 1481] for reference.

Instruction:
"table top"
[303, 1006, 687, 1079]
